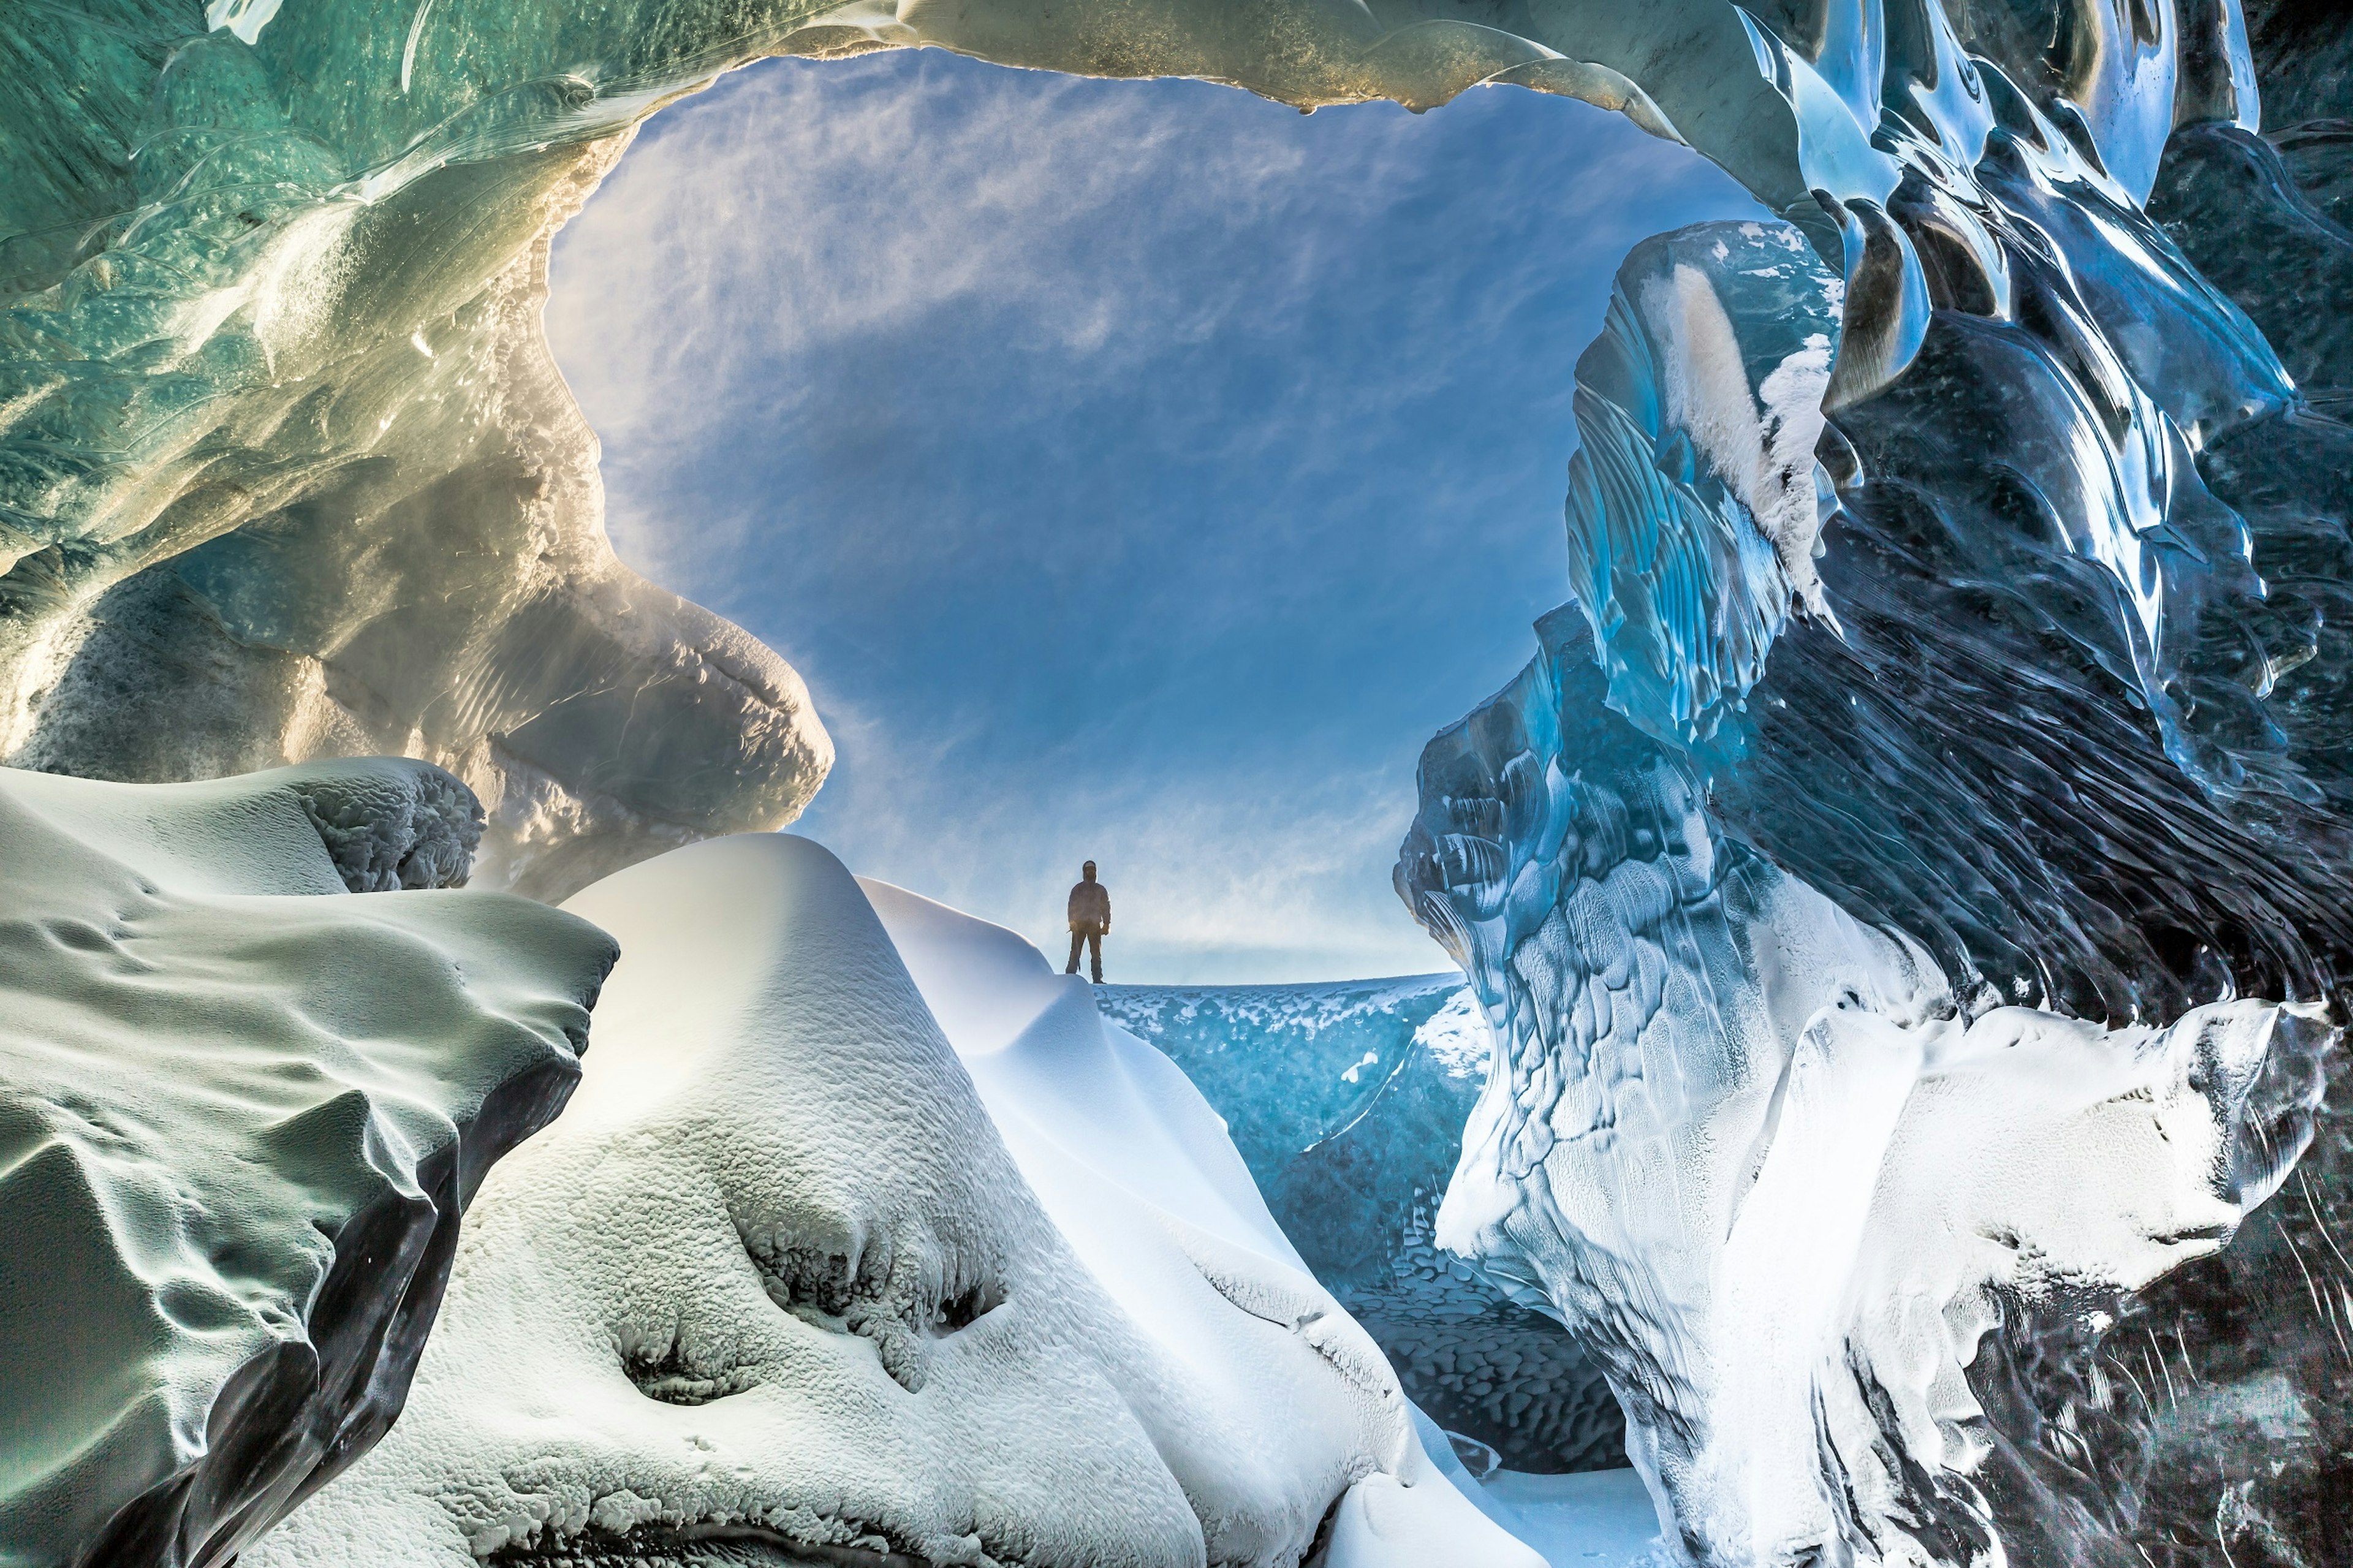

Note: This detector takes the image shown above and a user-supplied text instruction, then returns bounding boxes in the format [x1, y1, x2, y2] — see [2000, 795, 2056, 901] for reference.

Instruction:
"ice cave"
[1, 0, 2349, 1566]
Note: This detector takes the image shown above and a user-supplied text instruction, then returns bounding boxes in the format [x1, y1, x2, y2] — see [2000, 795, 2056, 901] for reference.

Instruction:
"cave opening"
[545, 47, 1767, 983]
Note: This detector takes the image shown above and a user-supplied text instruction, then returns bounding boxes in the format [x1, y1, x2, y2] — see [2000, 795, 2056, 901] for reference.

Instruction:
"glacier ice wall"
[1396, 2, 2353, 1559]
[0, 22, 836, 900]
[0, 759, 616, 1568]
[1102, 978, 1627, 1474]
[1401, 608, 2328, 1564]
[0, 0, 2278, 898]
[252, 836, 1542, 1568]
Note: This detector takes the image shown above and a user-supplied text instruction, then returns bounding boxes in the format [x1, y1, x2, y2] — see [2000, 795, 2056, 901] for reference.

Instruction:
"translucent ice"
[1392, 6, 2353, 1559]
[1400, 612, 2327, 1565]
[1102, 978, 1627, 1474]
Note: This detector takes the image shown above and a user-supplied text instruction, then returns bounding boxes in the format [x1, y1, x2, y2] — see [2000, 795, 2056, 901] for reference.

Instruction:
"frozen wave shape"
[0, 759, 618, 1568]
[1401, 613, 2325, 1566]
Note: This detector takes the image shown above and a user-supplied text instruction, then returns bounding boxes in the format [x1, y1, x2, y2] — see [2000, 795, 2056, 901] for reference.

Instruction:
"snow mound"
[256, 835, 1540, 1567]
[0, 759, 617, 1568]
[1, 757, 487, 895]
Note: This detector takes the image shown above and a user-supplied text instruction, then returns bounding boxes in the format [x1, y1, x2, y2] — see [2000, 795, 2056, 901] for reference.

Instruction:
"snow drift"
[253, 834, 1539, 1568]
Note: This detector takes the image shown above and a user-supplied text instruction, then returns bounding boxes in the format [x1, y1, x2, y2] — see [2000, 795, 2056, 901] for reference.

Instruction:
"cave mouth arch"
[540, 46, 1768, 983]
[0, 0, 1783, 911]
[8, 2, 2353, 1565]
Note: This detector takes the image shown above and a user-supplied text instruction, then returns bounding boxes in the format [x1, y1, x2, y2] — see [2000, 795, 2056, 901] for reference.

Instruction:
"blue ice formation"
[1561, 220, 1841, 746]
[1398, 4, 2353, 1562]
[1403, 593, 2330, 1564]
[1102, 979, 1626, 1472]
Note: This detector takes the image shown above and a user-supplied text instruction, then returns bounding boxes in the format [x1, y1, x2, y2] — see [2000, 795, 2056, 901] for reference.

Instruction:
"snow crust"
[0, 759, 616, 1568]
[256, 835, 1540, 1568]
[1, 756, 487, 895]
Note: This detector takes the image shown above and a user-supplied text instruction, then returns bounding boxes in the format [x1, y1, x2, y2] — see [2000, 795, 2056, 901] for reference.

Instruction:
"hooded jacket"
[1067, 879, 1111, 934]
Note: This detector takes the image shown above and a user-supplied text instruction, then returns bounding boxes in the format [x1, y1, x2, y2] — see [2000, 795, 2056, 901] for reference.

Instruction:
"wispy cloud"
[797, 673, 1442, 979]
[547, 47, 1764, 982]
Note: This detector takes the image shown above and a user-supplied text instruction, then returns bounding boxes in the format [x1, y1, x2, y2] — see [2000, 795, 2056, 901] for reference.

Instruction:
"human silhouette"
[1066, 860, 1110, 982]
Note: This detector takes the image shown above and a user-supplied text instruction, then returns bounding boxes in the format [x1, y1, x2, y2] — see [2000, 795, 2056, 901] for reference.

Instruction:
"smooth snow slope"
[0, 760, 617, 1568]
[257, 835, 1541, 1567]
[863, 879, 1542, 1566]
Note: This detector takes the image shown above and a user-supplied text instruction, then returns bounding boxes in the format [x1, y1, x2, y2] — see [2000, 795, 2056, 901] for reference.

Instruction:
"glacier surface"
[0, 759, 616, 1568]
[254, 835, 1542, 1568]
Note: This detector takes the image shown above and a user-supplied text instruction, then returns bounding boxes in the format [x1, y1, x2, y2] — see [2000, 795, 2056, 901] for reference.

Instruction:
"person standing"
[1066, 860, 1110, 982]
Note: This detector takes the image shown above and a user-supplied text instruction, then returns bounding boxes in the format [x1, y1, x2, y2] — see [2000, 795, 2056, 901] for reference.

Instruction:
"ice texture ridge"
[1401, 613, 2327, 1564]
[0, 758, 617, 1568]
[1396, 2, 2353, 1558]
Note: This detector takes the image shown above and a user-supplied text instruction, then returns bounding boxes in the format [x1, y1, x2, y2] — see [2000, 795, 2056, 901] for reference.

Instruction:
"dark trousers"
[1066, 926, 1104, 981]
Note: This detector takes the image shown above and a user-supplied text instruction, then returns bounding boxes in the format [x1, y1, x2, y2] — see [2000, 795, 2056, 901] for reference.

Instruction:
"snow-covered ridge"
[254, 835, 1543, 1568]
[0, 759, 616, 1568]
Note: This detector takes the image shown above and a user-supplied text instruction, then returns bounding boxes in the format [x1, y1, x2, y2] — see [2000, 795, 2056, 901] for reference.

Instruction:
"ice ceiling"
[4, 0, 2351, 1564]
[0, 0, 2229, 903]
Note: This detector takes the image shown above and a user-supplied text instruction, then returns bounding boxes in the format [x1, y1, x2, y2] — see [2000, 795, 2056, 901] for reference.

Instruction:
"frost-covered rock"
[0, 759, 617, 1568]
[253, 835, 1539, 1568]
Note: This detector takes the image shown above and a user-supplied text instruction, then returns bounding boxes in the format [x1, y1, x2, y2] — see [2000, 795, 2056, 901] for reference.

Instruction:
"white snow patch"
[254, 838, 1544, 1567]
[1412, 986, 1492, 1081]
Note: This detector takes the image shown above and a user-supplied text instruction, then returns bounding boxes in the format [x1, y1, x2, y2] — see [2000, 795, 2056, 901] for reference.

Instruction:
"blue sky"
[546, 50, 1763, 982]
